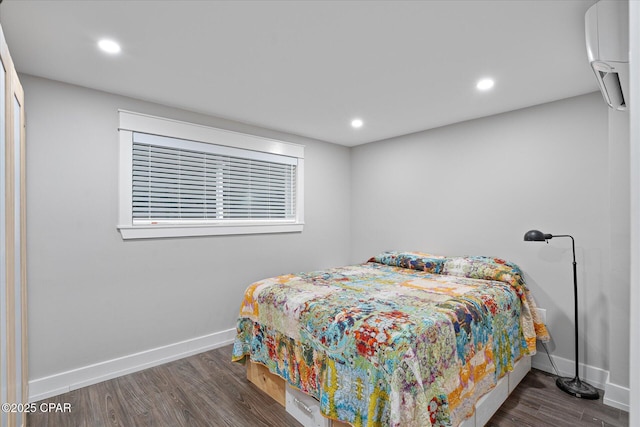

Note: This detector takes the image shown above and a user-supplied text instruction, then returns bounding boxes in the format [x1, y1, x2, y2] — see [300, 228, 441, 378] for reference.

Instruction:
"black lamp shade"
[524, 229, 552, 241]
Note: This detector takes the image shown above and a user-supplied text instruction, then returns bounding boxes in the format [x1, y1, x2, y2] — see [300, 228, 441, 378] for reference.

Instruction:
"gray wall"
[350, 93, 623, 381]
[23, 75, 352, 379]
[608, 107, 630, 387]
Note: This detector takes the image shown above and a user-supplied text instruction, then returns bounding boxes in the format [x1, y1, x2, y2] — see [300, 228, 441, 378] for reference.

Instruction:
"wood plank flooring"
[28, 345, 629, 427]
[487, 369, 628, 427]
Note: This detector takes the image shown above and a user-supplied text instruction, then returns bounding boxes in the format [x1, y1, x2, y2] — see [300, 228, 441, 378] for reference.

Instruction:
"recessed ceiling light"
[351, 118, 363, 129]
[476, 78, 495, 91]
[98, 39, 121, 54]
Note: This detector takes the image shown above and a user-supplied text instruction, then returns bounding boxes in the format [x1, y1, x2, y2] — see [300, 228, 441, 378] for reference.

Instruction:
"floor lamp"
[523, 230, 599, 399]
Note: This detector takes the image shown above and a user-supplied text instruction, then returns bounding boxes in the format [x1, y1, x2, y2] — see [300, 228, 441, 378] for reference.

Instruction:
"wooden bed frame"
[247, 361, 350, 427]
[247, 355, 531, 427]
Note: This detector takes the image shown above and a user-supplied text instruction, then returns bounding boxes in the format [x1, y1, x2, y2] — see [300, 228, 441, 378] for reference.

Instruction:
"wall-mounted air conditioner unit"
[585, 0, 629, 111]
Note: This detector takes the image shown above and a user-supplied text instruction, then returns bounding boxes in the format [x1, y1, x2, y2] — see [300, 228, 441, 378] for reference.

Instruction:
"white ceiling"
[0, 0, 598, 146]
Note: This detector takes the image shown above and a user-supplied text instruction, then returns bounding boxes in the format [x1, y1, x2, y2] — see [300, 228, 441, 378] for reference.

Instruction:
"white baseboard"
[532, 352, 629, 412]
[28, 327, 236, 403]
[604, 380, 631, 412]
[531, 352, 609, 389]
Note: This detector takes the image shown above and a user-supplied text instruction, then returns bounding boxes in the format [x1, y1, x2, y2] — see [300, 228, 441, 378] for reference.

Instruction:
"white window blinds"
[118, 111, 304, 239]
[131, 132, 297, 225]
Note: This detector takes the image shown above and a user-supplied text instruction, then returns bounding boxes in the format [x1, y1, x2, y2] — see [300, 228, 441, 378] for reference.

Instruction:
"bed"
[232, 252, 550, 427]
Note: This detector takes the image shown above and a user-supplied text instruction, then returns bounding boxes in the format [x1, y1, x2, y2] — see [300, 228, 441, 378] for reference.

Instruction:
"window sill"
[117, 223, 304, 240]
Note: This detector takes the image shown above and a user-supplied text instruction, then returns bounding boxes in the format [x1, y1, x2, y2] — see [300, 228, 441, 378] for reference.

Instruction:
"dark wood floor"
[487, 369, 628, 427]
[28, 344, 628, 427]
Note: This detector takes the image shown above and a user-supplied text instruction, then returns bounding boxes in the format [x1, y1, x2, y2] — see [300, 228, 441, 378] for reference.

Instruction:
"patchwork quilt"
[232, 252, 549, 427]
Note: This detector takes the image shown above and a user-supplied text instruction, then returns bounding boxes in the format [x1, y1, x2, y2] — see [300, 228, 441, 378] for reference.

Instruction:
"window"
[118, 111, 304, 239]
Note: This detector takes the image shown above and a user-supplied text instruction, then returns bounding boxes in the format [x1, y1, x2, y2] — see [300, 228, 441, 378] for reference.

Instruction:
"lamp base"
[556, 376, 599, 399]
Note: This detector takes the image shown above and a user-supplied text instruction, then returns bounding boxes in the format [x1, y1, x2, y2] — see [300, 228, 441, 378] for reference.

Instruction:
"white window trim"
[118, 110, 304, 239]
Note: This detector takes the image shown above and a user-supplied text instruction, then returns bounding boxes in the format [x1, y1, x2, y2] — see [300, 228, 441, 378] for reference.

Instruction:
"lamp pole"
[552, 235, 581, 384]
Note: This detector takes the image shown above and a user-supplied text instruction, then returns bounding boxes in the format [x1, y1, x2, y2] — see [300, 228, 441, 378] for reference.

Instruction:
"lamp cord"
[541, 341, 560, 376]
